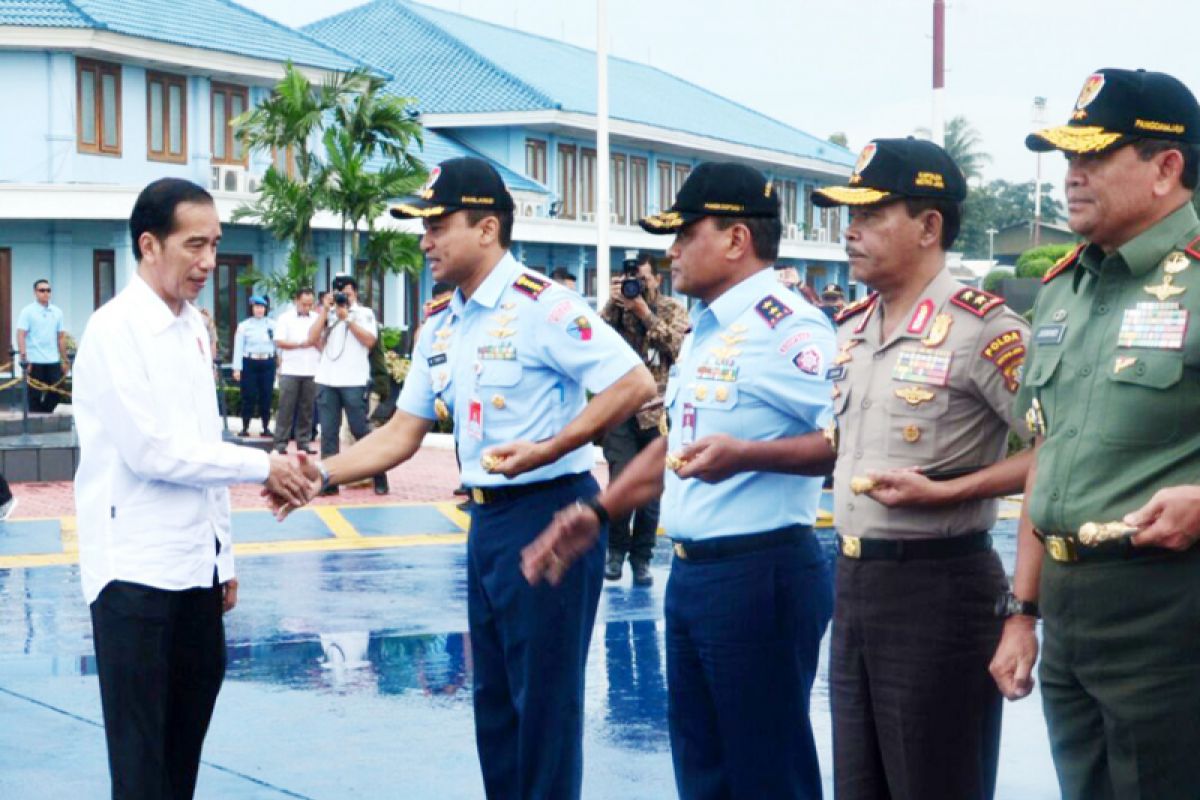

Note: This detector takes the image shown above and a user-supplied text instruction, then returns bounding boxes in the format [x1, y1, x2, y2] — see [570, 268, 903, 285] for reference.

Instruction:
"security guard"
[231, 295, 276, 437]
[812, 137, 1033, 800]
[286, 157, 654, 799]
[523, 162, 837, 799]
[992, 68, 1200, 800]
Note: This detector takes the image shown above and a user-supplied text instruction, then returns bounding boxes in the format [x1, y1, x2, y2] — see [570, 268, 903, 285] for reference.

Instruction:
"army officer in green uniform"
[991, 68, 1200, 800]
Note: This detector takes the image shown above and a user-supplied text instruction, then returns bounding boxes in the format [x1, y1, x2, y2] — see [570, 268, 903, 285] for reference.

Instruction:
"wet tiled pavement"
[0, 447, 1059, 799]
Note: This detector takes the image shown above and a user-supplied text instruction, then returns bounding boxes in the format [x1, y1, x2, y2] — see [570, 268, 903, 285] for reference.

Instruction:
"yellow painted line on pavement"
[0, 552, 79, 569]
[433, 501, 471, 532]
[59, 516, 77, 553]
[312, 506, 361, 539]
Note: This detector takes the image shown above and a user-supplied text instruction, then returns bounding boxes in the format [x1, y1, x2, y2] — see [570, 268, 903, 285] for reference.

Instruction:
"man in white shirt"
[307, 274, 378, 495]
[72, 178, 309, 799]
[272, 287, 321, 455]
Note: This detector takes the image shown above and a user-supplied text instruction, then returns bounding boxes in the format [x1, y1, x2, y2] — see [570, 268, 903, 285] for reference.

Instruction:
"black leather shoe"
[605, 550, 624, 581]
[238, 429, 250, 437]
[373, 476, 389, 496]
[319, 485, 340, 497]
[631, 560, 653, 587]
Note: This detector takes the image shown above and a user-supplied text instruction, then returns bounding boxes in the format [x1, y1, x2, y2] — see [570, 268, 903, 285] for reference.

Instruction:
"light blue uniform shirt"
[660, 268, 835, 540]
[398, 253, 642, 487]
[231, 316, 276, 368]
[16, 302, 64, 363]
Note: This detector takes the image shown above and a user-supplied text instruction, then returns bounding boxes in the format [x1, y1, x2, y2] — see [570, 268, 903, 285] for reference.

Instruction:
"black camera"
[333, 291, 349, 307]
[620, 255, 643, 300]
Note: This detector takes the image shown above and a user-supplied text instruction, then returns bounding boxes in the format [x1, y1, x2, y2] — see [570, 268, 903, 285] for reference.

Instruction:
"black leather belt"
[672, 524, 812, 562]
[1035, 530, 1168, 564]
[468, 472, 586, 506]
[838, 530, 991, 561]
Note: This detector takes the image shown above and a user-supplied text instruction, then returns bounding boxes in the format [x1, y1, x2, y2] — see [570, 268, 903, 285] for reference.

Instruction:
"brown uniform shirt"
[601, 291, 689, 429]
[832, 268, 1031, 540]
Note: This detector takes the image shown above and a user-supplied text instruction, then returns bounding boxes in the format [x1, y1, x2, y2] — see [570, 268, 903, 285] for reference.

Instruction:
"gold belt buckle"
[840, 535, 862, 559]
[1044, 535, 1076, 563]
[673, 542, 688, 560]
[470, 488, 487, 505]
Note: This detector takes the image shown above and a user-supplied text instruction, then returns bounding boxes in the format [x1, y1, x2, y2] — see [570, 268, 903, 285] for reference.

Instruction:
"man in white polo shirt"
[272, 286, 321, 455]
[72, 178, 309, 799]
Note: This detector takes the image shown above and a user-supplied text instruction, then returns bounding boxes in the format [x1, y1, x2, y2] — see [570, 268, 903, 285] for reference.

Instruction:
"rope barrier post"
[15, 349, 29, 437]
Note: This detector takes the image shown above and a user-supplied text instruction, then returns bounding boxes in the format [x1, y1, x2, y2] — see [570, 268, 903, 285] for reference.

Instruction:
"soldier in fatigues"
[991, 68, 1200, 800]
[813, 138, 1034, 800]
[523, 163, 837, 799]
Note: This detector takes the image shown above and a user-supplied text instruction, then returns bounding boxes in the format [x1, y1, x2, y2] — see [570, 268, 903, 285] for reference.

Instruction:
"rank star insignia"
[1144, 274, 1186, 301]
[1162, 251, 1191, 275]
[922, 313, 953, 347]
[488, 327, 516, 339]
[894, 385, 935, 406]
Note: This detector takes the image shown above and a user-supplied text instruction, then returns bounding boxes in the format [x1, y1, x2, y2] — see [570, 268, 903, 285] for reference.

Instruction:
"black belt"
[1035, 530, 1169, 564]
[468, 472, 586, 506]
[838, 530, 991, 561]
[672, 524, 812, 562]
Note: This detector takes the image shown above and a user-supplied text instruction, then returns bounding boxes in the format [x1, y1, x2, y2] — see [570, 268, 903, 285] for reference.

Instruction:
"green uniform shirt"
[1020, 201, 1200, 536]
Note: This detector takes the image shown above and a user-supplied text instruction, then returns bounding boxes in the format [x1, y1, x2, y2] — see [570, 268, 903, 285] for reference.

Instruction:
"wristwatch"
[995, 591, 1040, 619]
[315, 461, 332, 493]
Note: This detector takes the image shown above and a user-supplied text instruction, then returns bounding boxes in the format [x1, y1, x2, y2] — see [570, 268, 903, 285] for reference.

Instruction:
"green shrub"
[1015, 257, 1056, 279]
[983, 268, 1013, 294]
[1015, 243, 1074, 277]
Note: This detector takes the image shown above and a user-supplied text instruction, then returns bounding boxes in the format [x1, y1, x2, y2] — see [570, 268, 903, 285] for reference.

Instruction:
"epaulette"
[753, 294, 794, 329]
[423, 294, 452, 318]
[512, 272, 552, 301]
[1185, 235, 1200, 262]
[834, 292, 877, 325]
[1042, 243, 1084, 284]
[949, 286, 1004, 318]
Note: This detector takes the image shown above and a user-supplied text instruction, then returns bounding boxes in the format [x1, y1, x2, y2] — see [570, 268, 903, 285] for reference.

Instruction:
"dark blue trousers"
[665, 530, 833, 800]
[467, 472, 606, 800]
[240, 358, 275, 431]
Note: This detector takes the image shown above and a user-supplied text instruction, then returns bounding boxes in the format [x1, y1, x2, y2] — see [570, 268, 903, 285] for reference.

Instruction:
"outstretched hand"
[262, 452, 321, 520]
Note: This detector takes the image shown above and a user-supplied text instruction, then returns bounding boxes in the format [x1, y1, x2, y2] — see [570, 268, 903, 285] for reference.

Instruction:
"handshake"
[261, 452, 324, 520]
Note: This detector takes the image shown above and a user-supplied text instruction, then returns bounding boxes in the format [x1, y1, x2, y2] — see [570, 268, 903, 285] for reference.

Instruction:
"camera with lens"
[333, 291, 349, 307]
[620, 250, 644, 300]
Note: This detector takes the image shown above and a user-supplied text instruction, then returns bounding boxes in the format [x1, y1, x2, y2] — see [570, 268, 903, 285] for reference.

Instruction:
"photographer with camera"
[307, 275, 379, 495]
[599, 251, 688, 585]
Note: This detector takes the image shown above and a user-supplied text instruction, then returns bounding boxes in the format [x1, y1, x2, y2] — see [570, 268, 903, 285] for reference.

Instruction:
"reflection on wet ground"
[0, 517, 1059, 799]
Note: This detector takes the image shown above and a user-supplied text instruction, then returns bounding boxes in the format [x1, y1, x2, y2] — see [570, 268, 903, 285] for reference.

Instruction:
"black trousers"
[90, 578, 226, 800]
[601, 417, 661, 563]
[239, 358, 275, 431]
[27, 361, 62, 413]
[831, 548, 1006, 800]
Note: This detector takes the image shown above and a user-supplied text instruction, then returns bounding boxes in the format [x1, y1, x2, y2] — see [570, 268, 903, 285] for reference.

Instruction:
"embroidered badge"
[950, 287, 1003, 318]
[512, 272, 551, 300]
[981, 329, 1024, 360]
[777, 330, 813, 354]
[793, 346, 823, 376]
[994, 345, 1026, 392]
[754, 295, 793, 329]
[566, 316, 593, 341]
[906, 299, 935, 335]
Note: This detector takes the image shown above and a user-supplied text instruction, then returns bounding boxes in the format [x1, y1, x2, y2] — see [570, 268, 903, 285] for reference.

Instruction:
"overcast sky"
[242, 0, 1200, 205]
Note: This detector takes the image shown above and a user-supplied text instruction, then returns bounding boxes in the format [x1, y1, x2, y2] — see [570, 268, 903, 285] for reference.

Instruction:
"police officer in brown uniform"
[991, 68, 1200, 800]
[813, 137, 1034, 800]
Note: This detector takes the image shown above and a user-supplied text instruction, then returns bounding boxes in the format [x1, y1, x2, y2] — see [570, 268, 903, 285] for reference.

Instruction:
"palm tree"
[942, 116, 991, 182]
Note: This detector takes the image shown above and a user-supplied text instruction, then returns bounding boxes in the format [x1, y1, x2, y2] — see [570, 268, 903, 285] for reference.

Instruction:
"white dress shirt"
[314, 303, 377, 387]
[73, 275, 270, 605]
[274, 306, 321, 377]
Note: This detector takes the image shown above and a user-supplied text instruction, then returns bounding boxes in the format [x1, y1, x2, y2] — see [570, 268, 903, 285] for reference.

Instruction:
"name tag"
[1117, 303, 1187, 350]
[1035, 324, 1066, 345]
[892, 347, 952, 387]
[428, 354, 447, 366]
[825, 365, 846, 381]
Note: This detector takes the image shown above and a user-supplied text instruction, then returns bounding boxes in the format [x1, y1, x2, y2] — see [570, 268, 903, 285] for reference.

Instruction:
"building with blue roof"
[0, 0, 853, 362]
[304, 0, 854, 300]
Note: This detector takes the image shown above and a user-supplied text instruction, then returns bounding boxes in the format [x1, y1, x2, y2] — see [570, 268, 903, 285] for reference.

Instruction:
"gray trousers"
[272, 374, 317, 453]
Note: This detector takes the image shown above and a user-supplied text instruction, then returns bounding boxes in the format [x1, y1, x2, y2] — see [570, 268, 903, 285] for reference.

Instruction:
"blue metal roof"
[304, 0, 854, 168]
[0, 0, 363, 73]
[373, 129, 549, 196]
